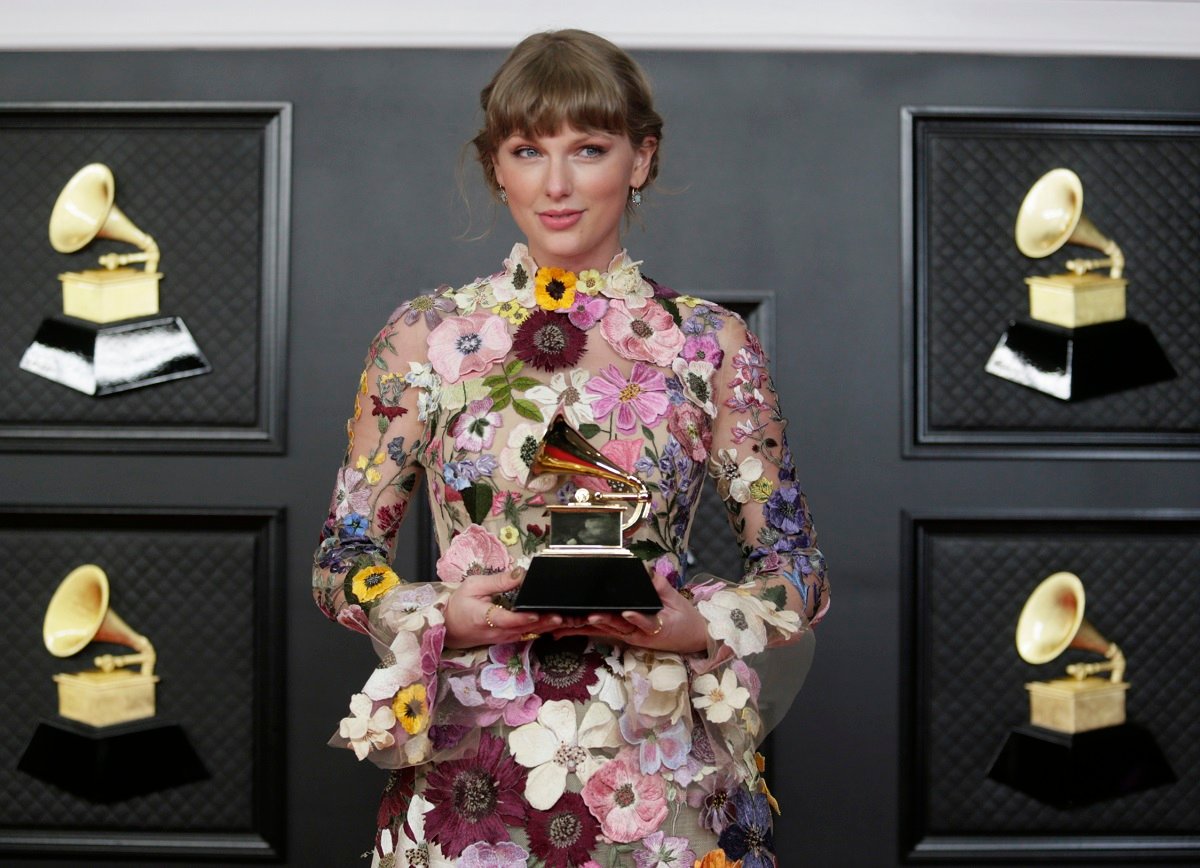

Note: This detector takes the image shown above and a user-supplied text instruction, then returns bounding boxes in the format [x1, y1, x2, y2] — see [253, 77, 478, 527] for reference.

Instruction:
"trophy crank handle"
[1065, 642, 1125, 683]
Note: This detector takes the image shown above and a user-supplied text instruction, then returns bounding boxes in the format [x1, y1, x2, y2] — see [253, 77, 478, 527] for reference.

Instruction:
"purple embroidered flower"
[682, 333, 724, 368]
[618, 715, 690, 774]
[458, 840, 531, 868]
[717, 789, 776, 868]
[386, 435, 408, 464]
[452, 397, 503, 452]
[395, 292, 456, 329]
[687, 773, 739, 835]
[479, 642, 535, 700]
[633, 830, 697, 868]
[764, 485, 806, 536]
[567, 292, 609, 331]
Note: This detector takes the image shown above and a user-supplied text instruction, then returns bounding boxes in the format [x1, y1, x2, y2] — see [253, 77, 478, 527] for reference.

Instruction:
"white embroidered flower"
[671, 358, 717, 418]
[709, 447, 763, 504]
[623, 649, 690, 724]
[601, 252, 653, 309]
[451, 278, 498, 314]
[692, 668, 750, 724]
[338, 693, 396, 760]
[490, 243, 538, 307]
[588, 659, 628, 711]
[376, 584, 446, 634]
[404, 362, 442, 421]
[507, 699, 621, 810]
[438, 375, 491, 413]
[362, 631, 422, 701]
[392, 794, 454, 867]
[524, 368, 599, 429]
[498, 421, 557, 491]
[697, 588, 769, 656]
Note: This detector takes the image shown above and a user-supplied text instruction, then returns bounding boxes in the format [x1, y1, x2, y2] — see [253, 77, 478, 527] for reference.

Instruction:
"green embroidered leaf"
[483, 374, 508, 388]
[461, 482, 494, 525]
[641, 425, 655, 442]
[512, 398, 544, 422]
[579, 423, 601, 439]
[658, 296, 682, 327]
[490, 393, 512, 413]
[489, 384, 512, 402]
[510, 376, 541, 391]
[372, 355, 388, 371]
[377, 417, 388, 433]
[505, 358, 524, 377]
[628, 540, 669, 560]
[761, 584, 788, 611]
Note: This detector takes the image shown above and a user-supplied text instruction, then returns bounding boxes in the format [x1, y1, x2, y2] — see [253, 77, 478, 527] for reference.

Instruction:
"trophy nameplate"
[511, 414, 662, 614]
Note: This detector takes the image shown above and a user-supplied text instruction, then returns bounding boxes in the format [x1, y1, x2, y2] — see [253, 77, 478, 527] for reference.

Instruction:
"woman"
[313, 29, 829, 867]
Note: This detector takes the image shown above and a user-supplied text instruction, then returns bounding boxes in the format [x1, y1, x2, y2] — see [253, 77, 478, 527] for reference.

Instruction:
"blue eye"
[581, 145, 606, 158]
[513, 146, 539, 159]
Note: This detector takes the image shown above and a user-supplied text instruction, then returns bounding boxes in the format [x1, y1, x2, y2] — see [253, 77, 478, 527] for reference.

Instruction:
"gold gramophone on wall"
[984, 167, 1175, 400]
[1015, 571, 1126, 733]
[43, 563, 158, 727]
[512, 412, 661, 613]
[19, 162, 210, 395]
[987, 570, 1174, 807]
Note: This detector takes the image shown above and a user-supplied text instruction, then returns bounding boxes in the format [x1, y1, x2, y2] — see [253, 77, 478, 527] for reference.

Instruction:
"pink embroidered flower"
[586, 363, 670, 434]
[599, 299, 685, 366]
[633, 830, 696, 868]
[435, 524, 512, 583]
[451, 397, 503, 452]
[618, 715, 690, 774]
[581, 752, 668, 843]
[458, 841, 530, 868]
[682, 333, 724, 368]
[667, 403, 711, 462]
[567, 292, 609, 330]
[573, 438, 642, 494]
[479, 642, 536, 700]
[333, 466, 369, 519]
[427, 311, 512, 384]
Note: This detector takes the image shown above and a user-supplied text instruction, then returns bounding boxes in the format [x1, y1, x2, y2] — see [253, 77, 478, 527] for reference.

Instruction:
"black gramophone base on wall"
[18, 716, 208, 803]
[984, 318, 1175, 401]
[19, 314, 211, 396]
[987, 722, 1175, 808]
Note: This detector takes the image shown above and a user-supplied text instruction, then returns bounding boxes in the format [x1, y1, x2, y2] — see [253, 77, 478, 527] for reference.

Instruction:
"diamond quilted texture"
[914, 519, 1200, 834]
[0, 510, 271, 832]
[0, 111, 268, 429]
[916, 119, 1200, 434]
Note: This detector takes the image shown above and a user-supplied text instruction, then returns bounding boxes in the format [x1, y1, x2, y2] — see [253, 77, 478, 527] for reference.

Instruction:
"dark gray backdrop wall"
[0, 47, 1198, 867]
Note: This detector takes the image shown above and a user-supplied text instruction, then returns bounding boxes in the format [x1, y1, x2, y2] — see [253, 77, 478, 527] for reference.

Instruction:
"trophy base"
[19, 314, 211, 396]
[987, 722, 1175, 808]
[17, 716, 208, 803]
[513, 551, 662, 614]
[984, 317, 1175, 401]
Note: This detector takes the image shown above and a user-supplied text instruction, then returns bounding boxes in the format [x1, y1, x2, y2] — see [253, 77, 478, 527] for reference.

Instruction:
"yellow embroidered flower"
[498, 525, 519, 546]
[755, 751, 780, 814]
[392, 683, 429, 735]
[365, 467, 382, 485]
[577, 268, 603, 295]
[676, 294, 704, 307]
[345, 419, 355, 452]
[534, 266, 577, 310]
[350, 565, 401, 603]
[694, 851, 741, 868]
[748, 477, 774, 503]
[359, 371, 368, 394]
[493, 299, 533, 325]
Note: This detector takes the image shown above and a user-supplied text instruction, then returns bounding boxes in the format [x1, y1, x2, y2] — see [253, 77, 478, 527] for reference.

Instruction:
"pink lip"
[538, 209, 583, 230]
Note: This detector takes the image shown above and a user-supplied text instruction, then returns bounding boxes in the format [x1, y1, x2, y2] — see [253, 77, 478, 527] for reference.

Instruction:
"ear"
[629, 136, 658, 188]
[491, 154, 505, 191]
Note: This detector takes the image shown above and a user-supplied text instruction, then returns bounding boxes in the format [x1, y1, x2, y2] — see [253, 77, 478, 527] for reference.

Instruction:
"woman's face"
[493, 125, 657, 273]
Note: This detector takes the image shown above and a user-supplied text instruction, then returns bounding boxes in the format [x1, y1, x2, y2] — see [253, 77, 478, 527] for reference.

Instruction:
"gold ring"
[520, 632, 541, 641]
[485, 603, 500, 629]
[650, 615, 664, 636]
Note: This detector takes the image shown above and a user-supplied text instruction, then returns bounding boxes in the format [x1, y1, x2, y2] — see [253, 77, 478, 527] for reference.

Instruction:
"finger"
[465, 568, 525, 598]
[485, 604, 541, 631]
[587, 613, 637, 636]
[622, 610, 661, 634]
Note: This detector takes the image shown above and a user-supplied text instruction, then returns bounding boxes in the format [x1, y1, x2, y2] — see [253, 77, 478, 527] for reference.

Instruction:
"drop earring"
[498, 188, 508, 204]
[630, 187, 642, 207]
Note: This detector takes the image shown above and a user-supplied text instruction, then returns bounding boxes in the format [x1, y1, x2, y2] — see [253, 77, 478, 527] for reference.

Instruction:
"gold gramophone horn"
[48, 163, 160, 273]
[43, 564, 156, 676]
[531, 412, 651, 534]
[1014, 168, 1123, 278]
[1015, 571, 1124, 683]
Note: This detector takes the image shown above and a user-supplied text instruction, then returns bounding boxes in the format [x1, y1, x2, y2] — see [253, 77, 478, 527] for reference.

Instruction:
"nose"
[545, 155, 572, 200]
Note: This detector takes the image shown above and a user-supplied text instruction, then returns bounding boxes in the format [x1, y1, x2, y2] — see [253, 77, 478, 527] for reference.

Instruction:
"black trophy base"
[19, 314, 211, 396]
[513, 552, 662, 614]
[984, 318, 1175, 401]
[18, 717, 209, 803]
[987, 722, 1175, 808]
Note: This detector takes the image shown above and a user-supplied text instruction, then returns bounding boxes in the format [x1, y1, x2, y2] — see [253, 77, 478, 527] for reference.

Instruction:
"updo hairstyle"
[472, 29, 663, 215]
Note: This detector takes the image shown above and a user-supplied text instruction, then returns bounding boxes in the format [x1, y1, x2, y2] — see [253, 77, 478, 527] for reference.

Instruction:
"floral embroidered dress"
[313, 244, 829, 868]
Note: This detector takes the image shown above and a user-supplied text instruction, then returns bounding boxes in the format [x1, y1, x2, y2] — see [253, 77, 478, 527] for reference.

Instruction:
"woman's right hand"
[442, 568, 564, 648]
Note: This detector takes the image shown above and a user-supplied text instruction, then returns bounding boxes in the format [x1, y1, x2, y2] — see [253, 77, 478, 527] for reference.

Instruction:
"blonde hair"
[473, 29, 663, 214]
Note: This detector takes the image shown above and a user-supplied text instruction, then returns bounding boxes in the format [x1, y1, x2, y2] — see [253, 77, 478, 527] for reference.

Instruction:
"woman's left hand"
[551, 568, 709, 653]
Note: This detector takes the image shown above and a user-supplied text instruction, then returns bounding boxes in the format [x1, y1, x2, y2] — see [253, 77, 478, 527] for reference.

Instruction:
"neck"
[526, 242, 623, 275]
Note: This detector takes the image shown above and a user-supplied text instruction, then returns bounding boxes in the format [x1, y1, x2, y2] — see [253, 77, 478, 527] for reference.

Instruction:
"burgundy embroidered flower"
[513, 310, 587, 372]
[376, 767, 416, 830]
[533, 637, 601, 702]
[423, 732, 527, 857]
[371, 394, 409, 420]
[526, 791, 599, 868]
[667, 402, 712, 462]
